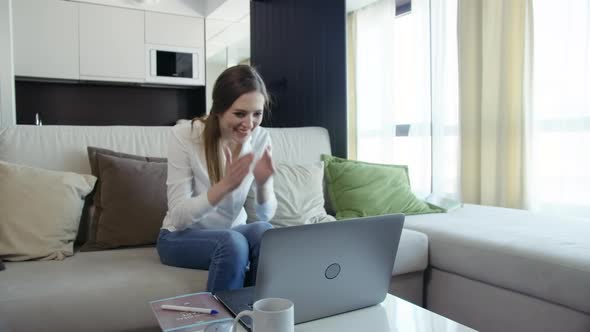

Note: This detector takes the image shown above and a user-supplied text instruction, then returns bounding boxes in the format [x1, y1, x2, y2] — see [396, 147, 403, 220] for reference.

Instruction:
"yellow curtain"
[458, 0, 532, 208]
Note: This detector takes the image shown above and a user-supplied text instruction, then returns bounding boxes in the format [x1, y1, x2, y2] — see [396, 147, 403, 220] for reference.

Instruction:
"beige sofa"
[0, 125, 428, 332]
[2, 125, 589, 332]
[404, 205, 590, 331]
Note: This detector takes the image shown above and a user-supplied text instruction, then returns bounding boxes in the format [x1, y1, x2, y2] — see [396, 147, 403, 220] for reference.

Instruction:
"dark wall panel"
[15, 80, 206, 126]
[251, 0, 347, 158]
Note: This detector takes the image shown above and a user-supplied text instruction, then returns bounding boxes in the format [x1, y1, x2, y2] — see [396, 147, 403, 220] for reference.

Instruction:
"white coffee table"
[236, 294, 477, 332]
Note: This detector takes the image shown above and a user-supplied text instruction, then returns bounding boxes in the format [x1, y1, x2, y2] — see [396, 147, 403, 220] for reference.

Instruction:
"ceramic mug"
[232, 297, 294, 332]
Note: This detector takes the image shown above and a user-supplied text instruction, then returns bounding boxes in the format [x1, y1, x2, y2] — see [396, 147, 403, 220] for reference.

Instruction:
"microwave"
[145, 44, 204, 86]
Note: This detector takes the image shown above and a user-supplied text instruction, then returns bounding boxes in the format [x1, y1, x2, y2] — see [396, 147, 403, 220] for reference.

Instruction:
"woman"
[157, 65, 277, 293]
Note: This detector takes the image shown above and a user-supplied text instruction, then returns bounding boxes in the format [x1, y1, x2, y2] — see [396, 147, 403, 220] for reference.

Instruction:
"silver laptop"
[215, 213, 404, 329]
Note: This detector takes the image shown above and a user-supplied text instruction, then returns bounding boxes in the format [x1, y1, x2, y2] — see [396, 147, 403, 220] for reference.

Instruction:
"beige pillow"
[0, 161, 96, 261]
[246, 162, 335, 228]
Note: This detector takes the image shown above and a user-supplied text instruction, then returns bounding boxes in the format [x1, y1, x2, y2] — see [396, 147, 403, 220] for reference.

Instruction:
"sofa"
[0, 125, 428, 332]
[1, 125, 589, 332]
[404, 205, 590, 331]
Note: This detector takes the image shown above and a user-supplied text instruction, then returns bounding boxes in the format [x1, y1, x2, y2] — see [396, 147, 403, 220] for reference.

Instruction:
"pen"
[161, 304, 219, 315]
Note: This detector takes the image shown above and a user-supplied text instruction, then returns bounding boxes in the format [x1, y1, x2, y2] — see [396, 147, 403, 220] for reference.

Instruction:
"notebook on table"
[150, 292, 234, 332]
[214, 213, 405, 331]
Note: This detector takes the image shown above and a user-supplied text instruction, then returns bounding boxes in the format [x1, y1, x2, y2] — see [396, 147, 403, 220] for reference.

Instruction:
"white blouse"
[161, 120, 277, 232]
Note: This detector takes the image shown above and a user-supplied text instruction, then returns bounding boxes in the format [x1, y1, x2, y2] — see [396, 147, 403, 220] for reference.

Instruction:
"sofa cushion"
[0, 125, 332, 172]
[393, 229, 429, 276]
[266, 127, 332, 164]
[321, 155, 443, 219]
[0, 248, 208, 332]
[246, 162, 336, 227]
[0, 125, 171, 246]
[405, 204, 590, 315]
[0, 125, 170, 175]
[82, 147, 167, 251]
[0, 161, 96, 261]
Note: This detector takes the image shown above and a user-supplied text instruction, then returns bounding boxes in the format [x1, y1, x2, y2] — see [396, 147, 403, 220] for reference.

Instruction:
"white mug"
[232, 297, 294, 332]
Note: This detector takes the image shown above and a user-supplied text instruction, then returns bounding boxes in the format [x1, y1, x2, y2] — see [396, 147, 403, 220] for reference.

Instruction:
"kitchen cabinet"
[145, 11, 204, 48]
[79, 3, 144, 82]
[13, 0, 79, 80]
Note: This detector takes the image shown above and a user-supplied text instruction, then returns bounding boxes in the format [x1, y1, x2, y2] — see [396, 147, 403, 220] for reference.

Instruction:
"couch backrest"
[267, 127, 332, 164]
[0, 125, 332, 174]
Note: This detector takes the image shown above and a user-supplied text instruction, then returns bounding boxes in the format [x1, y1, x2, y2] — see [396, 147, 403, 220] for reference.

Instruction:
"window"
[353, 0, 459, 198]
[528, 0, 590, 217]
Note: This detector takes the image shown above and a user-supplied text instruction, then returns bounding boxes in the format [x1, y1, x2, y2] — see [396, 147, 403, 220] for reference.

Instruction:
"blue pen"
[161, 304, 219, 314]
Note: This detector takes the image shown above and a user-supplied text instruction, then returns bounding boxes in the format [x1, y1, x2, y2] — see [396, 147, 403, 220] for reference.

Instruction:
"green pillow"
[321, 155, 443, 220]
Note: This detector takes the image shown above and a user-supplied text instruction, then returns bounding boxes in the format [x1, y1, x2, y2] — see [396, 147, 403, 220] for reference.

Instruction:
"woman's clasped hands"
[221, 145, 274, 193]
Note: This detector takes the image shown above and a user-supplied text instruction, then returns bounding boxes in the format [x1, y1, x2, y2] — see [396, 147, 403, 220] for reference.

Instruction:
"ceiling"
[204, 0, 412, 65]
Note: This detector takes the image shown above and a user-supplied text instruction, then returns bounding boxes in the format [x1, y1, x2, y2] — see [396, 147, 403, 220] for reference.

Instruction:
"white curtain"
[353, 0, 459, 198]
[527, 0, 590, 218]
[347, 12, 358, 159]
[354, 0, 397, 175]
[431, 0, 460, 198]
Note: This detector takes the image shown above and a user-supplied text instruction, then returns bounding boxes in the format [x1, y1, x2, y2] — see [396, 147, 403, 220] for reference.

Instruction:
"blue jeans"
[156, 222, 273, 293]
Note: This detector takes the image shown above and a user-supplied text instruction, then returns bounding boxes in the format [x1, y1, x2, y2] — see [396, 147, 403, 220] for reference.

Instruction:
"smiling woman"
[218, 92, 265, 150]
[196, 65, 270, 185]
[156, 64, 278, 293]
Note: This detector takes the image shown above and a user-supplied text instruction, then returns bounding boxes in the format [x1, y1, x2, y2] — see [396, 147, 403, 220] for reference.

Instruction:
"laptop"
[214, 213, 405, 330]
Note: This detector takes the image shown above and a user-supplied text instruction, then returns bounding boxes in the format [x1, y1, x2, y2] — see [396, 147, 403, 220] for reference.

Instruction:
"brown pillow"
[81, 147, 167, 251]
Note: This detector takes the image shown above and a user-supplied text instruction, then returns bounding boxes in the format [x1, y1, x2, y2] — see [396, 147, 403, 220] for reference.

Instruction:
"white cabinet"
[144, 11, 205, 86]
[11, 1, 206, 85]
[79, 3, 145, 82]
[145, 12, 204, 48]
[12, 0, 79, 80]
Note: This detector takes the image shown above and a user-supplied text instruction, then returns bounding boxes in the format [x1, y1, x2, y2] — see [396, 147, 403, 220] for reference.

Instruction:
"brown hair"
[193, 65, 269, 185]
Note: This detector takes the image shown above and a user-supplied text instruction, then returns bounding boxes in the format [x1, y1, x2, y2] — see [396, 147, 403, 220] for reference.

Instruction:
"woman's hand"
[253, 146, 274, 186]
[208, 146, 253, 205]
[222, 146, 254, 191]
